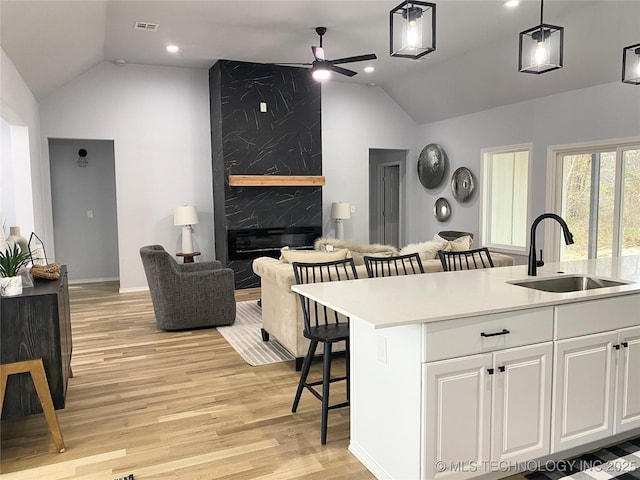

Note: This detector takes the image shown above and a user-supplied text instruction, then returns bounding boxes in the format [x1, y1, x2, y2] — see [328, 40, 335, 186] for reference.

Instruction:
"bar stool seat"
[0, 358, 66, 452]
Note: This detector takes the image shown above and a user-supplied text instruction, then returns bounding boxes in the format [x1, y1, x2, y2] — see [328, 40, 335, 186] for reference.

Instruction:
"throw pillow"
[448, 235, 473, 251]
[400, 240, 447, 260]
[433, 233, 473, 252]
[279, 246, 350, 264]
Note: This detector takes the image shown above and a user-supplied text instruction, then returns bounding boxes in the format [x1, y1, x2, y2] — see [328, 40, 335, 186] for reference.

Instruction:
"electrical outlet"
[350, 204, 356, 214]
[87, 210, 94, 218]
[260, 102, 267, 113]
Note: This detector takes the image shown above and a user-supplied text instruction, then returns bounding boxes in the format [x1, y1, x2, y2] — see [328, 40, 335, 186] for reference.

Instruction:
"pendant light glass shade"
[518, 0, 563, 74]
[390, 1, 436, 59]
[622, 43, 640, 85]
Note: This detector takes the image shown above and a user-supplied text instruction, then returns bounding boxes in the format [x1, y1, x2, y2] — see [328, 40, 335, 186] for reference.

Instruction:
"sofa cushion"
[400, 238, 448, 260]
[279, 246, 350, 264]
[314, 237, 398, 265]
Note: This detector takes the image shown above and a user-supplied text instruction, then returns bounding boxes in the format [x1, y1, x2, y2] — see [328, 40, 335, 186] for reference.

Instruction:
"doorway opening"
[48, 138, 119, 284]
[369, 149, 407, 247]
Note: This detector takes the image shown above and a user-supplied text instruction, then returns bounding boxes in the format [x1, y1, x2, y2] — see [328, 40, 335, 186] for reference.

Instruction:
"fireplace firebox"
[227, 226, 322, 261]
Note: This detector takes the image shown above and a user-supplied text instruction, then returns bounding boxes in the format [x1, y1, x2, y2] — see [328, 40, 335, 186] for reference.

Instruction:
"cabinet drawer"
[422, 307, 554, 362]
[554, 294, 640, 340]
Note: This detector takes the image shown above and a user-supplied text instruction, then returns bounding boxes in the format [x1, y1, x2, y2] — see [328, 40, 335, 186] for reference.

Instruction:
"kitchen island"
[292, 256, 640, 480]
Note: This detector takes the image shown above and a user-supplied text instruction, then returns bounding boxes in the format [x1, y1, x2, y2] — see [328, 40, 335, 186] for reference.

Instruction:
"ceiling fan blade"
[330, 53, 377, 65]
[275, 62, 312, 66]
[312, 46, 325, 61]
[330, 65, 357, 77]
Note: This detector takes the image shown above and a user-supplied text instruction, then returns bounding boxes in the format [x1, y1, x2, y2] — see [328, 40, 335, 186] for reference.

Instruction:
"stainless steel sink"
[510, 275, 629, 293]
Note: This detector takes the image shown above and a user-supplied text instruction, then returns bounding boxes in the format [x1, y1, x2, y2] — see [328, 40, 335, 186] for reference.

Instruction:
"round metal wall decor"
[417, 144, 447, 189]
[451, 167, 475, 202]
[434, 197, 451, 222]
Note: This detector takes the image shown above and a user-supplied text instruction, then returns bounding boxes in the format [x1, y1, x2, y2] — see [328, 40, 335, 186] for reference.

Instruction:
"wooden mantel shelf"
[228, 175, 325, 187]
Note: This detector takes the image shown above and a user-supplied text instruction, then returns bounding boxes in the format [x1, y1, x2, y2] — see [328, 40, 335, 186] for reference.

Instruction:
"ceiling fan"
[282, 27, 377, 81]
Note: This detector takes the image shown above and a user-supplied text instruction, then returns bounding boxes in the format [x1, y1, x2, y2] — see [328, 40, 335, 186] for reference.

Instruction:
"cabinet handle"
[481, 329, 510, 338]
[498, 366, 506, 373]
[621, 342, 629, 348]
[487, 368, 495, 375]
[614, 344, 621, 350]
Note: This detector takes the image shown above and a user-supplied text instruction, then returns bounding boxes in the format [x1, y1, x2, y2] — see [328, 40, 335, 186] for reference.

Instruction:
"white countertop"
[291, 256, 640, 329]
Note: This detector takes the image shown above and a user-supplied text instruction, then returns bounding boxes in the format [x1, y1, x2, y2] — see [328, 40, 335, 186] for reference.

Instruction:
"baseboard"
[119, 286, 149, 294]
[68, 276, 119, 285]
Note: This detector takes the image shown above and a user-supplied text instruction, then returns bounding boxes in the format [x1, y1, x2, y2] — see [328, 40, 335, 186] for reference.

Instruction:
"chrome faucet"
[528, 213, 574, 276]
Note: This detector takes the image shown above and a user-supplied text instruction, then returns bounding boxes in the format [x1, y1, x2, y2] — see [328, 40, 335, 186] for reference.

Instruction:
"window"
[548, 139, 640, 261]
[480, 144, 531, 253]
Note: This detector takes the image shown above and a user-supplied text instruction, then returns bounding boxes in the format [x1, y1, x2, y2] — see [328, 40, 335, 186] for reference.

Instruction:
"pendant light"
[622, 43, 640, 85]
[390, 1, 436, 60]
[518, 0, 563, 74]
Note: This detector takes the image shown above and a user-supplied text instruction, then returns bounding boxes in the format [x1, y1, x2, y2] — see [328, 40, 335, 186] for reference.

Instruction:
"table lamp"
[174, 205, 199, 254]
[331, 202, 351, 240]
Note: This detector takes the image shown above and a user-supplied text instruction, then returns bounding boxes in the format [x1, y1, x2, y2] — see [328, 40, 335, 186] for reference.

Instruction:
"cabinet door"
[552, 331, 617, 453]
[616, 326, 640, 433]
[423, 354, 492, 480]
[492, 342, 552, 463]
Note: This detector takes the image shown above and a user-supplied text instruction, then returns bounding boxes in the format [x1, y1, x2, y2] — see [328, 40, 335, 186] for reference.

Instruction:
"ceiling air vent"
[133, 21, 159, 32]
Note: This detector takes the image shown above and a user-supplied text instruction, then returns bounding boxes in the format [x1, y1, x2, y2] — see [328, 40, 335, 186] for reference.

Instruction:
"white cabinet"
[616, 325, 640, 434]
[492, 345, 553, 463]
[552, 297, 640, 454]
[552, 331, 617, 452]
[423, 342, 552, 480]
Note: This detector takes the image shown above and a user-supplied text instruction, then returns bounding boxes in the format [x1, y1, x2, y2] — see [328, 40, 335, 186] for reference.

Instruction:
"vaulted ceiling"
[1, 0, 638, 124]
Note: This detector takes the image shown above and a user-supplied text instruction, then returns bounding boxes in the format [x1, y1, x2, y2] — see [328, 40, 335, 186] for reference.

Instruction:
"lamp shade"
[622, 43, 640, 85]
[174, 205, 199, 226]
[390, 1, 436, 59]
[331, 202, 351, 220]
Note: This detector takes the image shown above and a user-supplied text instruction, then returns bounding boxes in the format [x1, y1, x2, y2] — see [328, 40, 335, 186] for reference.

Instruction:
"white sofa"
[252, 236, 515, 370]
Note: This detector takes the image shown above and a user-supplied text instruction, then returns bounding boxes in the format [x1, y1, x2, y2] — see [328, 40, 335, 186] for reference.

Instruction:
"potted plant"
[0, 244, 32, 296]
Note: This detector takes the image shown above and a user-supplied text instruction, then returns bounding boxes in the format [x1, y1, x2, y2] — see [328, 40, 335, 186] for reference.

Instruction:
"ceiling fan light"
[312, 68, 331, 81]
[390, 1, 436, 59]
[622, 43, 640, 85]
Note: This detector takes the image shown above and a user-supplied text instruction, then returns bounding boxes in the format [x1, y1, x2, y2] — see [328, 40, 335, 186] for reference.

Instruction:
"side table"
[176, 252, 201, 264]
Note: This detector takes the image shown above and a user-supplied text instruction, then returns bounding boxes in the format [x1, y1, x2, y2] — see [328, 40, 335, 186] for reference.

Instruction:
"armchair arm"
[179, 260, 222, 272]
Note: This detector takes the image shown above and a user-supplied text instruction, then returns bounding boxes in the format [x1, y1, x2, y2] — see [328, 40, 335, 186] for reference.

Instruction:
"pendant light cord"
[539, 0, 544, 38]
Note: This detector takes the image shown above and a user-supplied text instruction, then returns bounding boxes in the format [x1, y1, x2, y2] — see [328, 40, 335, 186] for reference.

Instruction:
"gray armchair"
[139, 245, 236, 330]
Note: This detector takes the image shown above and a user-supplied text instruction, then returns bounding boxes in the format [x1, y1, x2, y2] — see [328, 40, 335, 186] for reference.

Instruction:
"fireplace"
[227, 226, 322, 261]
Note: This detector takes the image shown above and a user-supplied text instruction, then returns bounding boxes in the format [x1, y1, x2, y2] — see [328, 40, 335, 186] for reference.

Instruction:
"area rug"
[217, 300, 295, 366]
[525, 437, 640, 480]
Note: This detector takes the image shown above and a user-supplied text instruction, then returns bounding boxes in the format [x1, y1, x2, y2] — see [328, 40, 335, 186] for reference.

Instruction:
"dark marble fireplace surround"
[209, 60, 323, 288]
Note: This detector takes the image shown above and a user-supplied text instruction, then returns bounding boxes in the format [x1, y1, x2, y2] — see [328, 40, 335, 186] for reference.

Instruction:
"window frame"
[545, 136, 640, 262]
[480, 143, 532, 255]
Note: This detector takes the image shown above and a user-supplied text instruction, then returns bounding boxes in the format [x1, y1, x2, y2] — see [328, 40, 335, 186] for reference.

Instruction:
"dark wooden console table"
[0, 266, 72, 419]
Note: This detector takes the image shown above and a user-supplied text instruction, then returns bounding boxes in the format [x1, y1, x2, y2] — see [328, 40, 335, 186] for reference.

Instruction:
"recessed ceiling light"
[504, 0, 520, 7]
[364, 66, 375, 73]
[166, 45, 180, 54]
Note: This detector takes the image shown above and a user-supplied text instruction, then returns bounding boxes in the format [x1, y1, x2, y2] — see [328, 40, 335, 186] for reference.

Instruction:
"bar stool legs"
[0, 358, 66, 452]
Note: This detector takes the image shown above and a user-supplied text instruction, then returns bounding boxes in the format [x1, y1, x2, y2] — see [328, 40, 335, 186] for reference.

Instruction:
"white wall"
[11, 48, 638, 288]
[0, 48, 39, 238]
[39, 61, 212, 291]
[415, 81, 640, 262]
[322, 82, 418, 245]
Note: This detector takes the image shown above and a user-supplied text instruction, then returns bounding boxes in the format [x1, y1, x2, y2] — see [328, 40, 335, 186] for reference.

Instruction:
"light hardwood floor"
[1, 283, 527, 480]
[0, 283, 363, 479]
